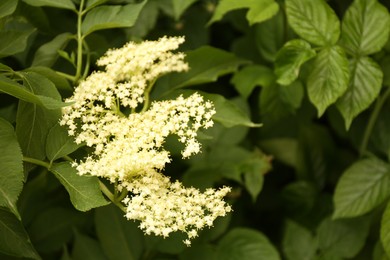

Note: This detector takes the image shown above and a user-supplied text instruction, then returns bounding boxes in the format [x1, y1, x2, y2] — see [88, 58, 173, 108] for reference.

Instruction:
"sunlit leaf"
[0, 118, 23, 218]
[208, 0, 279, 26]
[231, 65, 275, 99]
[275, 39, 316, 86]
[381, 201, 390, 257]
[336, 57, 383, 129]
[22, 0, 76, 10]
[81, 2, 146, 36]
[317, 217, 370, 258]
[0, 209, 39, 259]
[286, 0, 340, 46]
[0, 0, 18, 19]
[341, 0, 390, 56]
[216, 228, 280, 260]
[307, 46, 350, 116]
[50, 162, 109, 211]
[333, 157, 390, 218]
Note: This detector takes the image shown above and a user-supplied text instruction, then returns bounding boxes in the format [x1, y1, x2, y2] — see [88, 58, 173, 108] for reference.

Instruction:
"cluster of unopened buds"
[61, 36, 232, 245]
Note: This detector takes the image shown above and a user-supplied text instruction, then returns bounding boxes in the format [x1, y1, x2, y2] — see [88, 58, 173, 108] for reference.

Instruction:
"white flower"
[61, 36, 231, 245]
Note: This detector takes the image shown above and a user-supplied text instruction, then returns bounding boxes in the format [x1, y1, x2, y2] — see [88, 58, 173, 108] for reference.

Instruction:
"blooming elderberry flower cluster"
[60, 36, 232, 245]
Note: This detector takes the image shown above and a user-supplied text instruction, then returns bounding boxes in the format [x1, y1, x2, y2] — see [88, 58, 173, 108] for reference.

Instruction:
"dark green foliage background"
[1, 0, 390, 259]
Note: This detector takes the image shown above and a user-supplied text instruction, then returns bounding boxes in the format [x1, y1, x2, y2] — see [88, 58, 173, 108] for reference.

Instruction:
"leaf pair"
[277, 0, 390, 128]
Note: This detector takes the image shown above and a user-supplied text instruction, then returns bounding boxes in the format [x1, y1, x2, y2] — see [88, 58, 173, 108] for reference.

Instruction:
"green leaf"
[216, 228, 280, 260]
[32, 33, 72, 67]
[179, 244, 216, 260]
[316, 217, 370, 258]
[307, 46, 350, 116]
[22, 0, 76, 10]
[259, 138, 298, 168]
[0, 74, 68, 110]
[381, 201, 390, 258]
[254, 11, 285, 62]
[201, 92, 261, 128]
[81, 2, 147, 36]
[172, 0, 197, 20]
[50, 162, 109, 211]
[281, 181, 318, 216]
[282, 220, 317, 260]
[154, 46, 249, 97]
[28, 207, 85, 253]
[15, 72, 62, 161]
[72, 232, 108, 260]
[25, 66, 72, 92]
[341, 0, 390, 56]
[208, 0, 279, 26]
[0, 0, 18, 19]
[46, 124, 81, 162]
[0, 118, 23, 218]
[285, 0, 340, 46]
[241, 152, 271, 202]
[0, 209, 39, 259]
[0, 20, 36, 58]
[85, 0, 108, 12]
[336, 57, 383, 129]
[333, 157, 390, 219]
[95, 204, 144, 260]
[231, 65, 275, 99]
[275, 39, 316, 86]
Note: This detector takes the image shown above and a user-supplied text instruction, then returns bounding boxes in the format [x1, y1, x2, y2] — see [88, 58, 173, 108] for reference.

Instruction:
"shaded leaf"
[28, 207, 85, 253]
[32, 33, 72, 67]
[46, 123, 81, 162]
[216, 228, 280, 260]
[85, 0, 108, 12]
[341, 0, 390, 56]
[0, 118, 23, 218]
[381, 201, 390, 258]
[81, 2, 147, 36]
[336, 57, 383, 129]
[0, 209, 39, 259]
[259, 138, 298, 168]
[15, 72, 62, 161]
[275, 39, 316, 86]
[317, 217, 370, 258]
[72, 232, 108, 260]
[0, 0, 18, 19]
[50, 162, 109, 211]
[307, 46, 350, 116]
[22, 0, 75, 10]
[154, 46, 249, 98]
[208, 0, 279, 26]
[254, 11, 285, 62]
[202, 92, 261, 128]
[0, 74, 68, 110]
[286, 0, 340, 46]
[172, 0, 197, 20]
[179, 244, 216, 260]
[25, 66, 72, 92]
[333, 157, 390, 218]
[282, 220, 317, 260]
[0, 19, 36, 58]
[231, 65, 275, 99]
[95, 204, 144, 260]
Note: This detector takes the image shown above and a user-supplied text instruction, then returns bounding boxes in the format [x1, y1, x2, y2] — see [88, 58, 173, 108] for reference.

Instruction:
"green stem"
[99, 180, 126, 212]
[23, 156, 51, 169]
[81, 40, 91, 80]
[75, 0, 85, 82]
[360, 87, 390, 156]
[55, 71, 77, 82]
[141, 79, 157, 113]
